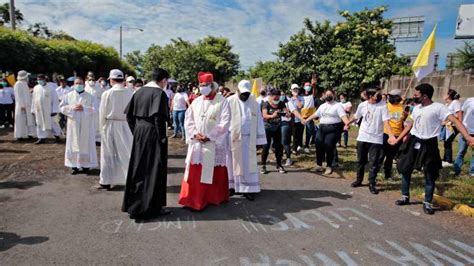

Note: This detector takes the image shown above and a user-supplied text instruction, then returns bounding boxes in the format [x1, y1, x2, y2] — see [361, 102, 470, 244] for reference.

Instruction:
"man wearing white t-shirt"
[349, 88, 397, 195]
[453, 97, 474, 177]
[395, 84, 474, 215]
[171, 86, 189, 139]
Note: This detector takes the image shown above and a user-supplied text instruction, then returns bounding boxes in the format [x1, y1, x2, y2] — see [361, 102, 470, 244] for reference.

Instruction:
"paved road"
[1, 131, 473, 265]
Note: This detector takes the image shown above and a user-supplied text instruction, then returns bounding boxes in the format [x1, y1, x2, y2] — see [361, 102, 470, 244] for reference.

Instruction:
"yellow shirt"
[384, 103, 404, 136]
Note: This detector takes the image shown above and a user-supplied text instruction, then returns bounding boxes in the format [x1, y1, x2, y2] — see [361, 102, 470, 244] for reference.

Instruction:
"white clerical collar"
[145, 81, 163, 89]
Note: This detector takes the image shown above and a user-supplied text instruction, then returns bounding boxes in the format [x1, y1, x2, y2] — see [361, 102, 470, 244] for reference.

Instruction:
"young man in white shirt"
[453, 97, 474, 177]
[394, 84, 474, 214]
[0, 79, 15, 128]
[349, 88, 397, 195]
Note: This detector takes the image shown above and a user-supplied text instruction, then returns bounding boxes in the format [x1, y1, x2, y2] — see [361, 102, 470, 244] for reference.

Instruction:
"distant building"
[446, 53, 460, 69]
[402, 53, 439, 71]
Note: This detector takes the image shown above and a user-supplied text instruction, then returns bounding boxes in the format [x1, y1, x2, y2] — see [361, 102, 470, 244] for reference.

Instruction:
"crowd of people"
[1, 68, 474, 220]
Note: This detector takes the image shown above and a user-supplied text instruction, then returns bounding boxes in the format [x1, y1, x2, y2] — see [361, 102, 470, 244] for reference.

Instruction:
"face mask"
[101, 81, 107, 87]
[88, 80, 95, 86]
[200, 85, 212, 96]
[413, 96, 422, 104]
[325, 95, 334, 102]
[279, 95, 286, 102]
[37, 80, 46, 86]
[1, 82, 7, 87]
[375, 94, 382, 103]
[272, 98, 281, 105]
[239, 93, 250, 102]
[409, 106, 415, 112]
[341, 99, 346, 103]
[304, 86, 312, 92]
[74, 84, 85, 93]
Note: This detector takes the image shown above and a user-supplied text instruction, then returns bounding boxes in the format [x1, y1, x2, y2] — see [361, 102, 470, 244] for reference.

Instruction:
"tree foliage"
[456, 41, 474, 70]
[241, 6, 411, 97]
[125, 50, 144, 77]
[27, 22, 52, 38]
[143, 36, 239, 83]
[0, 3, 23, 26]
[0, 27, 133, 78]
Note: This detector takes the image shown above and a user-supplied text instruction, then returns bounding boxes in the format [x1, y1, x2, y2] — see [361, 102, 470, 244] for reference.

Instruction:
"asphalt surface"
[1, 129, 473, 265]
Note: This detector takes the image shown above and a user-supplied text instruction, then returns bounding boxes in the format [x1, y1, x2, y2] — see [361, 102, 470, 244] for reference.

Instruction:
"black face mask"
[375, 94, 382, 103]
[325, 96, 333, 102]
[413, 96, 422, 104]
[388, 95, 401, 104]
[239, 92, 250, 102]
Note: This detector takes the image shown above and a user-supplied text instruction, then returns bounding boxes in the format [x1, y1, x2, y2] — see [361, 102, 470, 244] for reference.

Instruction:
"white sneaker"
[304, 148, 310, 154]
[314, 165, 323, 173]
[324, 167, 333, 175]
[284, 159, 293, 167]
[442, 161, 453, 167]
[297, 146, 303, 152]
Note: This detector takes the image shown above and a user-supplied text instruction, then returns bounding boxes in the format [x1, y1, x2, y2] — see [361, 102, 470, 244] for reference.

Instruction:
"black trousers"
[58, 113, 67, 132]
[292, 122, 304, 151]
[380, 133, 402, 178]
[356, 141, 383, 185]
[316, 123, 343, 166]
[262, 126, 283, 166]
[0, 103, 14, 126]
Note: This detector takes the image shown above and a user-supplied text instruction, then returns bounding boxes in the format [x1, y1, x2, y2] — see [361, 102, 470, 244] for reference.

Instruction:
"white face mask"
[200, 85, 212, 96]
[88, 80, 95, 86]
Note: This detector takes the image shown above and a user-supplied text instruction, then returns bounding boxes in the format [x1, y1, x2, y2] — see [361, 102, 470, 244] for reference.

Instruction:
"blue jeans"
[281, 121, 292, 159]
[305, 120, 315, 148]
[401, 170, 436, 203]
[453, 135, 474, 175]
[172, 110, 186, 138]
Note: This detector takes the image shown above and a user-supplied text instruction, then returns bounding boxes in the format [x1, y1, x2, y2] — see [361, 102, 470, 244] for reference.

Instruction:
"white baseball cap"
[126, 76, 135, 82]
[238, 80, 252, 93]
[108, 69, 124, 80]
[291, 84, 300, 90]
[389, 89, 401, 96]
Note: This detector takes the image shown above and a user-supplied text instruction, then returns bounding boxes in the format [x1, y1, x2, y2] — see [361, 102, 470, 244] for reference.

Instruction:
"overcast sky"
[8, 0, 474, 70]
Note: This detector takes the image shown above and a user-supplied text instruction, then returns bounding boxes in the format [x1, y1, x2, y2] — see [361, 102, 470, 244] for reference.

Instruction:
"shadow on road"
[0, 149, 30, 154]
[141, 188, 352, 225]
[0, 232, 49, 252]
[0, 180, 42, 190]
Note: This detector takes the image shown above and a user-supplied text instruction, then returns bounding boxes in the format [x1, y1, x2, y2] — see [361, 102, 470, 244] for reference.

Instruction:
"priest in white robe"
[98, 69, 133, 190]
[178, 72, 231, 211]
[31, 74, 61, 144]
[85, 72, 105, 143]
[227, 80, 267, 201]
[60, 77, 98, 175]
[13, 70, 36, 140]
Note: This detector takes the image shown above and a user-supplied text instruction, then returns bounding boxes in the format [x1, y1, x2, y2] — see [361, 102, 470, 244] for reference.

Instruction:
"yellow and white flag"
[412, 24, 437, 81]
[251, 79, 259, 98]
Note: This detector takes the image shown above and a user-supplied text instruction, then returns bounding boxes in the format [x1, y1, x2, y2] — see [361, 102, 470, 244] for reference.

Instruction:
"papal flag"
[412, 24, 437, 81]
[251, 79, 259, 98]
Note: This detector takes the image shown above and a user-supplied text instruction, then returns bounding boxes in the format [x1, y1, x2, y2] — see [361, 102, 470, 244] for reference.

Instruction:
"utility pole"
[10, 0, 16, 30]
[119, 25, 123, 59]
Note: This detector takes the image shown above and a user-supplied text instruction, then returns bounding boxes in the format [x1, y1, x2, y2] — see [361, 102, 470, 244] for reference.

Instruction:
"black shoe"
[244, 193, 255, 201]
[229, 188, 235, 197]
[54, 136, 61, 143]
[71, 168, 80, 175]
[369, 184, 379, 194]
[277, 165, 287, 174]
[260, 166, 268, 174]
[157, 208, 172, 216]
[423, 202, 435, 215]
[395, 195, 410, 206]
[34, 139, 45, 145]
[351, 180, 363, 187]
[95, 184, 111, 191]
[81, 168, 90, 174]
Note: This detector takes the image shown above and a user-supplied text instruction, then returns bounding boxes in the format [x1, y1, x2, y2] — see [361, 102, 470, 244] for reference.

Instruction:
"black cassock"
[122, 86, 168, 217]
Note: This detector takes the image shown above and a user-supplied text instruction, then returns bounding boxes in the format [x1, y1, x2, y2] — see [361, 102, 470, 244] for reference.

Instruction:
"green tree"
[257, 6, 410, 97]
[456, 41, 474, 70]
[143, 36, 239, 83]
[124, 50, 144, 77]
[0, 3, 24, 26]
[27, 23, 52, 38]
[50, 30, 76, 41]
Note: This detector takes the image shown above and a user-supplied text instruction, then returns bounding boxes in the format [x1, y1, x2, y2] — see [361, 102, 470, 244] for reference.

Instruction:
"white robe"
[99, 85, 133, 185]
[13, 80, 36, 138]
[31, 84, 61, 139]
[184, 94, 231, 184]
[60, 91, 98, 168]
[85, 83, 105, 142]
[228, 96, 267, 193]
